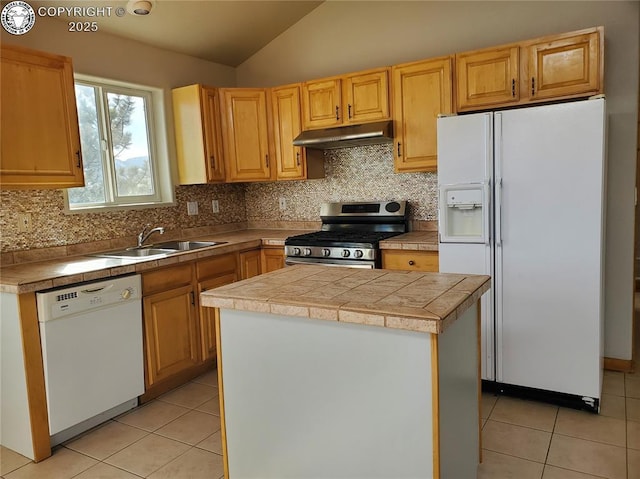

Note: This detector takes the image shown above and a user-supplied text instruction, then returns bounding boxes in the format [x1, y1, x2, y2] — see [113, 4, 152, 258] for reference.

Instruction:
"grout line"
[543, 405, 559, 467]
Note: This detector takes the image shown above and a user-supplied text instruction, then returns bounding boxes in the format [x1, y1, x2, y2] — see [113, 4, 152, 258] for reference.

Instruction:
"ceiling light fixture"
[126, 0, 154, 16]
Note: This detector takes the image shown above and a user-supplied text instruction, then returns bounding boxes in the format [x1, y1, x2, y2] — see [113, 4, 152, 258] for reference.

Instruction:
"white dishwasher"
[37, 274, 144, 446]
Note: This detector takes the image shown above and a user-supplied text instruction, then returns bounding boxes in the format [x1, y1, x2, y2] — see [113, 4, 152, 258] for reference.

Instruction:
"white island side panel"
[219, 309, 434, 478]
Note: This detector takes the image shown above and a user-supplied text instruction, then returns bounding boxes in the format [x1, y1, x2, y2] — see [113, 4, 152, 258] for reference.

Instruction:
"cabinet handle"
[531, 77, 535, 96]
[210, 156, 215, 169]
[408, 260, 415, 266]
[335, 106, 340, 120]
[511, 79, 516, 97]
[397, 142, 402, 157]
[296, 151, 300, 166]
[75, 150, 82, 168]
[348, 104, 352, 119]
[190, 291, 195, 306]
[265, 154, 269, 168]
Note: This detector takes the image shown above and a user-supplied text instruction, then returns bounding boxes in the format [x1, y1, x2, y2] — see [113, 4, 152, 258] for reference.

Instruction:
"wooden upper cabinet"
[456, 46, 519, 111]
[523, 28, 602, 102]
[172, 84, 225, 184]
[456, 27, 603, 112]
[301, 68, 390, 130]
[392, 56, 453, 172]
[343, 68, 390, 124]
[301, 78, 342, 129]
[219, 88, 272, 182]
[271, 85, 306, 180]
[0, 44, 84, 189]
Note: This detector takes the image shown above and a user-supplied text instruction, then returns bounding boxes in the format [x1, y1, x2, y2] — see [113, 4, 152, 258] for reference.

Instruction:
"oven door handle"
[285, 258, 375, 269]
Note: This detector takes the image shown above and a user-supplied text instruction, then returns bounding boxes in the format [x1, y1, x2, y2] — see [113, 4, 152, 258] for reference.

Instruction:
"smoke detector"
[127, 0, 155, 16]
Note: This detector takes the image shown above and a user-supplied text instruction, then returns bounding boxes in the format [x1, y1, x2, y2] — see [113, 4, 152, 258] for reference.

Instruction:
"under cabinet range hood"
[292, 121, 393, 150]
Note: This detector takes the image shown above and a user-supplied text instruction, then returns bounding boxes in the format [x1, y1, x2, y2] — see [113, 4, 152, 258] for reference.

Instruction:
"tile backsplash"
[0, 184, 246, 253]
[1, 144, 438, 256]
[245, 144, 438, 223]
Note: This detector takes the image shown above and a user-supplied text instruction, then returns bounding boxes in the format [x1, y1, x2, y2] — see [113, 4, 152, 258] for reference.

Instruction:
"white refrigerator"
[438, 98, 606, 411]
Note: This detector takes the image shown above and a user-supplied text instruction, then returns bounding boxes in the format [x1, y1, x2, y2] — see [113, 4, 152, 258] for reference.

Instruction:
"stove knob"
[342, 249, 351, 258]
[322, 248, 331, 257]
[293, 247, 301, 256]
[354, 250, 364, 259]
[304, 248, 312, 256]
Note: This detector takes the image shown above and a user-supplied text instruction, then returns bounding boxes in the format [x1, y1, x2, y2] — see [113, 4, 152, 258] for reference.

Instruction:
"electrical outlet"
[17, 213, 31, 233]
[187, 201, 199, 215]
[279, 197, 287, 210]
[212, 199, 220, 214]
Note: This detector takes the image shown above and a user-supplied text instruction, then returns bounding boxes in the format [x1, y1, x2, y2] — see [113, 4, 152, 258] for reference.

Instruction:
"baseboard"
[604, 357, 633, 373]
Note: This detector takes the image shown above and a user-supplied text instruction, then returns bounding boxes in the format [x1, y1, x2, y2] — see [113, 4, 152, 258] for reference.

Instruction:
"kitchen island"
[200, 265, 490, 479]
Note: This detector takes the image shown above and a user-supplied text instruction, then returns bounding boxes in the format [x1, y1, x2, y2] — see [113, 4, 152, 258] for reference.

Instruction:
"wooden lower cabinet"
[140, 247, 280, 400]
[261, 247, 285, 273]
[196, 253, 239, 361]
[240, 249, 262, 279]
[142, 284, 199, 388]
[382, 250, 439, 272]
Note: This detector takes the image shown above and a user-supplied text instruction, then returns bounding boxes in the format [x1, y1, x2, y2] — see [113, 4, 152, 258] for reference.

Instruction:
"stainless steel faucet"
[137, 225, 165, 247]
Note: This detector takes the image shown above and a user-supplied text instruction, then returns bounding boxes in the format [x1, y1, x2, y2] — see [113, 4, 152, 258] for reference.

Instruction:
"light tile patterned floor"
[0, 370, 223, 479]
[2, 305, 639, 478]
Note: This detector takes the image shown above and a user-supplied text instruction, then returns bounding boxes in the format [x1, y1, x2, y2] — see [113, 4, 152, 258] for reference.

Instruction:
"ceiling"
[30, 0, 324, 66]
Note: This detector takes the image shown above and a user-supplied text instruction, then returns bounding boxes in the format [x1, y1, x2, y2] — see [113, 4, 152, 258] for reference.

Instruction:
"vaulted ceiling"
[30, 0, 324, 66]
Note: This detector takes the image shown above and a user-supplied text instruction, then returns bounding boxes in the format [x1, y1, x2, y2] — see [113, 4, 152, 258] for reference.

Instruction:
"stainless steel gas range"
[284, 201, 408, 269]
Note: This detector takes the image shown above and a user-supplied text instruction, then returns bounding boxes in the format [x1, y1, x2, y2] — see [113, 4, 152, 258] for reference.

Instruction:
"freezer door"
[439, 243, 494, 380]
[495, 99, 605, 399]
[437, 113, 493, 244]
[437, 113, 493, 185]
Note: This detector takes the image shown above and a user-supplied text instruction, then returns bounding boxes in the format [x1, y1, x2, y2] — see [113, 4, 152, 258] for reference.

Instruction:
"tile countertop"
[201, 265, 489, 334]
[0, 229, 440, 294]
[0, 229, 305, 294]
[379, 231, 439, 251]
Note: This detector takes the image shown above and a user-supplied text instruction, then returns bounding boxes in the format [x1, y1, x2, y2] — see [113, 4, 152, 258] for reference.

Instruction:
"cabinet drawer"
[143, 263, 193, 295]
[196, 253, 237, 281]
[381, 250, 439, 272]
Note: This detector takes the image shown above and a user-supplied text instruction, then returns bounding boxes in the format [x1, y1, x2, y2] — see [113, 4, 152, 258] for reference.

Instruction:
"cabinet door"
[271, 85, 306, 180]
[392, 57, 453, 172]
[202, 87, 226, 182]
[143, 285, 199, 388]
[524, 30, 601, 102]
[1, 45, 84, 188]
[261, 247, 285, 273]
[172, 85, 225, 184]
[198, 272, 237, 361]
[220, 88, 271, 181]
[381, 250, 439, 272]
[240, 249, 262, 279]
[343, 68, 390, 124]
[456, 46, 519, 111]
[301, 78, 342, 129]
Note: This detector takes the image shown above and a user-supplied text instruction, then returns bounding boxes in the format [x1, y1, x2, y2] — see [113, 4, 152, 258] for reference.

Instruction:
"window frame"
[65, 74, 174, 213]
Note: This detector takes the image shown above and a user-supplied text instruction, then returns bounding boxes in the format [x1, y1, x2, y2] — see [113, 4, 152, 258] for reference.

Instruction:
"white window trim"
[64, 74, 174, 213]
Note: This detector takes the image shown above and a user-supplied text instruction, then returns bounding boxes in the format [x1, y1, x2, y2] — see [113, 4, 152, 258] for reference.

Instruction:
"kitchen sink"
[92, 240, 225, 260]
[151, 240, 225, 251]
[94, 248, 178, 259]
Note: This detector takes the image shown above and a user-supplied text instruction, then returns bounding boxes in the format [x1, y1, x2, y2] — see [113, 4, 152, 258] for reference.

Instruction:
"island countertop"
[200, 264, 490, 334]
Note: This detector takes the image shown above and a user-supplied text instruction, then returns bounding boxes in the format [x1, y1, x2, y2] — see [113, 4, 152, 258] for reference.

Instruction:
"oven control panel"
[285, 245, 376, 261]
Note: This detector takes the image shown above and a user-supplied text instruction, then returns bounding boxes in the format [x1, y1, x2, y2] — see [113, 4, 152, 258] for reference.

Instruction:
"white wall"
[237, 1, 640, 361]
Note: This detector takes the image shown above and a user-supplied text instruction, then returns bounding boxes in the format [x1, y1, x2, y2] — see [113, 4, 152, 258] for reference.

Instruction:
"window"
[67, 76, 173, 211]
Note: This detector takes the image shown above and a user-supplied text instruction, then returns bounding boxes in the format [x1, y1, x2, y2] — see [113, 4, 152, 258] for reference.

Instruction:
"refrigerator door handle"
[483, 180, 491, 245]
[494, 112, 503, 248]
[495, 177, 503, 246]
